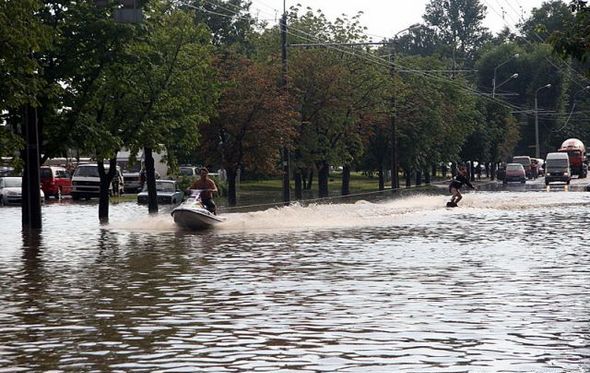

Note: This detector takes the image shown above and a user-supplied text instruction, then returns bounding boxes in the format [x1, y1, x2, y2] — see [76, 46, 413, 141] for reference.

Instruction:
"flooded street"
[1, 186, 589, 372]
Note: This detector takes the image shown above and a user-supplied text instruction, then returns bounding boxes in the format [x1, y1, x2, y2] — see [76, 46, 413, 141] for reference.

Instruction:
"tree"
[551, 0, 590, 70]
[396, 56, 478, 183]
[65, 1, 217, 221]
[423, 0, 492, 68]
[190, 0, 256, 53]
[198, 53, 296, 206]
[520, 0, 576, 42]
[1, 0, 50, 227]
[120, 2, 217, 214]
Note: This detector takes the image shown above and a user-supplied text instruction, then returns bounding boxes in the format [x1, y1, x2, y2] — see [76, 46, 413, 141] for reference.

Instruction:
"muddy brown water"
[0, 189, 589, 372]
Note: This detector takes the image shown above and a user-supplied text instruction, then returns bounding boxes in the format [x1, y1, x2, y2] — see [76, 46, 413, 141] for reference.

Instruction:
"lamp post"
[535, 83, 552, 158]
[494, 73, 519, 95]
[492, 53, 519, 98]
[390, 23, 419, 190]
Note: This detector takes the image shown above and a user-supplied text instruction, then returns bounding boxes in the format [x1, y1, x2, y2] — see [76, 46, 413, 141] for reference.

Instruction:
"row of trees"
[1, 0, 589, 224]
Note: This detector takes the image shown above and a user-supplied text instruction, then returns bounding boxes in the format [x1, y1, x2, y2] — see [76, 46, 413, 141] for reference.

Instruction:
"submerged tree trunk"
[144, 147, 158, 214]
[317, 161, 329, 198]
[341, 164, 351, 196]
[491, 162, 496, 180]
[294, 169, 303, 200]
[98, 158, 117, 223]
[306, 169, 314, 190]
[227, 167, 238, 206]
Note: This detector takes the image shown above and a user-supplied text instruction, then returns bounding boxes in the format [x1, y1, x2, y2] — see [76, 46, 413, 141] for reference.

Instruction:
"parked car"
[503, 163, 526, 184]
[71, 164, 124, 200]
[40, 166, 72, 199]
[512, 156, 532, 179]
[545, 152, 571, 185]
[0, 177, 45, 206]
[0, 166, 15, 177]
[137, 180, 184, 204]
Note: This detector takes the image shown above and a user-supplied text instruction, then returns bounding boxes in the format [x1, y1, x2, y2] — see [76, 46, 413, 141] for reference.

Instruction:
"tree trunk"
[294, 169, 303, 200]
[98, 158, 117, 223]
[306, 169, 314, 190]
[425, 170, 431, 184]
[378, 166, 384, 191]
[405, 169, 411, 188]
[227, 167, 237, 206]
[317, 161, 329, 198]
[470, 161, 475, 182]
[431, 164, 437, 179]
[416, 170, 422, 186]
[144, 147, 158, 214]
[491, 162, 497, 180]
[341, 165, 350, 196]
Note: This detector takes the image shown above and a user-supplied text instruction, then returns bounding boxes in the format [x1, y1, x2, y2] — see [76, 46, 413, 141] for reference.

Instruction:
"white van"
[544, 152, 571, 185]
[71, 164, 124, 200]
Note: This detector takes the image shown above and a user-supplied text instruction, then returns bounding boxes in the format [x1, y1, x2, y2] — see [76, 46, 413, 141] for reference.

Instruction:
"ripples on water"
[0, 192, 589, 372]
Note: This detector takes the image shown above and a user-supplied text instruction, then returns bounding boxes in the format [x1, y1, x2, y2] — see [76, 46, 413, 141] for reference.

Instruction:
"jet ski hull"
[171, 207, 224, 230]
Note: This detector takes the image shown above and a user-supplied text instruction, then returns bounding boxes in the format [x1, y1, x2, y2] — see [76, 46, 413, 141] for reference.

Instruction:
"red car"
[40, 166, 72, 199]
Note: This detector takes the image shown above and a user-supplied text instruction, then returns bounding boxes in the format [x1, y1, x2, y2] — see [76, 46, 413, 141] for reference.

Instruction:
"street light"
[494, 73, 519, 95]
[390, 23, 419, 190]
[492, 53, 519, 98]
[535, 83, 552, 158]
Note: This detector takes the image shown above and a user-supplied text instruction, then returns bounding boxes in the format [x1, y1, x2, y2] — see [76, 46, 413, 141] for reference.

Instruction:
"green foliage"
[423, 0, 492, 67]
[0, 0, 48, 110]
[550, 0, 590, 67]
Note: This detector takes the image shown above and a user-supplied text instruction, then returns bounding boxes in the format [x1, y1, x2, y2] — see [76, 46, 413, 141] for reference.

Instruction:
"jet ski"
[171, 189, 225, 230]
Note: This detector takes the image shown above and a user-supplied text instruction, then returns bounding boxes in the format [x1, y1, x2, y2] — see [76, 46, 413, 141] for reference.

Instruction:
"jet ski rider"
[449, 165, 477, 205]
[190, 167, 218, 214]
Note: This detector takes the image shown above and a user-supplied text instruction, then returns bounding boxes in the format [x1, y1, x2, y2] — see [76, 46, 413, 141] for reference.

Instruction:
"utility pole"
[280, 1, 290, 205]
[22, 105, 42, 229]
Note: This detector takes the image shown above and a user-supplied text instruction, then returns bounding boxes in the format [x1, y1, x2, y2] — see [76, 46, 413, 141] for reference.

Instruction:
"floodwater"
[0, 188, 589, 372]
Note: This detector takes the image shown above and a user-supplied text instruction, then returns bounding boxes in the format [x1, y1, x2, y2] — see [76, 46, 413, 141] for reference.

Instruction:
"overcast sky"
[253, 0, 550, 39]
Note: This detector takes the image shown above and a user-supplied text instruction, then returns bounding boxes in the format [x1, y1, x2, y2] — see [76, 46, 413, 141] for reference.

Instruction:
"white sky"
[252, 0, 550, 39]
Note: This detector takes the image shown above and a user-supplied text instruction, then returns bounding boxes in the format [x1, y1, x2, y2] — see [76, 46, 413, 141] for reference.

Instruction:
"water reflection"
[0, 192, 589, 372]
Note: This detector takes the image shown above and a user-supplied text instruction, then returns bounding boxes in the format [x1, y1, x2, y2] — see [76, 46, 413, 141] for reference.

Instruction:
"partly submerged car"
[502, 163, 526, 184]
[137, 179, 184, 204]
[0, 177, 45, 206]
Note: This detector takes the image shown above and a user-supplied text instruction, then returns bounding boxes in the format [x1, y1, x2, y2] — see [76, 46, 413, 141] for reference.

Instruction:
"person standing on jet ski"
[190, 167, 218, 214]
[449, 166, 477, 205]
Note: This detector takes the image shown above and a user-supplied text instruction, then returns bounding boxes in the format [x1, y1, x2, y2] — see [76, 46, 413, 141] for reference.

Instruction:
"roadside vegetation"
[2, 0, 590, 223]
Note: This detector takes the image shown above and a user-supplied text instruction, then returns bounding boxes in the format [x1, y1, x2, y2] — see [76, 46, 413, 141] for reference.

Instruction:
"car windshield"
[74, 166, 100, 177]
[547, 159, 569, 168]
[179, 168, 194, 176]
[40, 168, 52, 178]
[2, 178, 22, 187]
[506, 164, 522, 171]
[512, 157, 530, 165]
[142, 182, 175, 192]
[125, 163, 141, 173]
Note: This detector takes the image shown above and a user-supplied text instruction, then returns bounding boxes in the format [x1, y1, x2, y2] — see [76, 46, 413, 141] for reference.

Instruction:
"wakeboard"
[446, 201, 458, 208]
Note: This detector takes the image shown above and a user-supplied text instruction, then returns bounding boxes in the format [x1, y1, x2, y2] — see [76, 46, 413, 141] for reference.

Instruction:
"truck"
[117, 148, 168, 193]
[558, 138, 587, 178]
[545, 152, 571, 185]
